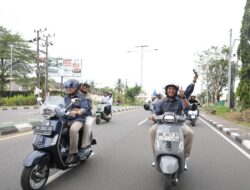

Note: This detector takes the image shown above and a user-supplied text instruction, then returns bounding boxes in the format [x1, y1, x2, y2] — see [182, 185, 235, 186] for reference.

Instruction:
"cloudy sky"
[0, 0, 246, 95]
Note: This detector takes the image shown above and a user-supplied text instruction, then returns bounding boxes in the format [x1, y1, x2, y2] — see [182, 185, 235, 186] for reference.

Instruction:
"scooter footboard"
[159, 156, 179, 174]
[23, 150, 50, 167]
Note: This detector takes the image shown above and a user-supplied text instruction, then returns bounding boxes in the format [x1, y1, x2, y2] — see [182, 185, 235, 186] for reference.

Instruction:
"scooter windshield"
[44, 96, 65, 108]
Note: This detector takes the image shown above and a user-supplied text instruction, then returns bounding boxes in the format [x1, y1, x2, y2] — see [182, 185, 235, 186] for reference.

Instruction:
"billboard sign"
[48, 58, 82, 77]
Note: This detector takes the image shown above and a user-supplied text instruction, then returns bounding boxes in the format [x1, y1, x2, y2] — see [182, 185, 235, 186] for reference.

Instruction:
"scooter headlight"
[42, 107, 56, 119]
[163, 115, 175, 123]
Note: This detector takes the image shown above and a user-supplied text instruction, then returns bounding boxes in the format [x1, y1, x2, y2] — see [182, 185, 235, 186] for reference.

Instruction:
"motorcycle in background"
[95, 103, 112, 124]
[186, 103, 199, 127]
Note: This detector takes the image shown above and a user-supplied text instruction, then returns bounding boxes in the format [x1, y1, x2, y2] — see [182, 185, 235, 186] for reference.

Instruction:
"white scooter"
[144, 104, 186, 190]
[186, 103, 199, 127]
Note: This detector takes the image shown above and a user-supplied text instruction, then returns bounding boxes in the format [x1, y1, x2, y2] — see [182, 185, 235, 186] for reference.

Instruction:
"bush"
[1, 94, 36, 106]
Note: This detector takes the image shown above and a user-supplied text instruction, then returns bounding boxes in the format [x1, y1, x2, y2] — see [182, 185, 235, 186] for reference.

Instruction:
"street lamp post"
[135, 45, 148, 89]
[9, 45, 13, 97]
[128, 45, 158, 90]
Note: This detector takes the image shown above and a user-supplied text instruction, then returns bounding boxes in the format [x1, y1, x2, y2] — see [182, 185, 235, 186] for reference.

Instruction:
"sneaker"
[152, 161, 155, 167]
[184, 161, 188, 171]
[184, 157, 189, 171]
[65, 153, 80, 165]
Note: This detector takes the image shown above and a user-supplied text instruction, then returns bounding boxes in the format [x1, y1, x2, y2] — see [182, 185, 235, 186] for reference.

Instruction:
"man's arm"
[184, 70, 198, 98]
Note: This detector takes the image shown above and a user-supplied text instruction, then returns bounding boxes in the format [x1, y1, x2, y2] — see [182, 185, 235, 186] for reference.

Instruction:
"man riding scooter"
[63, 79, 90, 165]
[152, 92, 163, 110]
[101, 92, 112, 117]
[189, 95, 200, 116]
[148, 83, 194, 170]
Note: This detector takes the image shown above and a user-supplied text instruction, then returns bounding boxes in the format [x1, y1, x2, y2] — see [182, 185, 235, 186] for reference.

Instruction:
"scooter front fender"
[159, 155, 179, 174]
[95, 112, 101, 117]
[23, 150, 50, 167]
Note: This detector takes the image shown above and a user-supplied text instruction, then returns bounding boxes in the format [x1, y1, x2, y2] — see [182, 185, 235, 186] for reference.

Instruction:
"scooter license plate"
[159, 132, 179, 142]
[34, 125, 53, 136]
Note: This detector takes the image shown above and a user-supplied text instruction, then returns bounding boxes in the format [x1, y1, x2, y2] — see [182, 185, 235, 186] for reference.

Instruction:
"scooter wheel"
[164, 174, 173, 190]
[96, 117, 100, 125]
[191, 120, 195, 127]
[20, 162, 50, 190]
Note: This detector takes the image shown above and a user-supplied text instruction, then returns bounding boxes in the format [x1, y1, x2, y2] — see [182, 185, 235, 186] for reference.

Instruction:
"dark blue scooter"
[20, 96, 96, 190]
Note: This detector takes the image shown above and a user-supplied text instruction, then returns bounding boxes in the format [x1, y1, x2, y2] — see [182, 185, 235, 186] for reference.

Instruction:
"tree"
[0, 26, 36, 91]
[114, 78, 124, 94]
[114, 78, 124, 104]
[125, 84, 141, 103]
[196, 46, 229, 103]
[236, 0, 250, 109]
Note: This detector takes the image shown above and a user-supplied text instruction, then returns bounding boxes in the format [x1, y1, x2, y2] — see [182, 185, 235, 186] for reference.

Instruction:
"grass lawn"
[203, 106, 250, 128]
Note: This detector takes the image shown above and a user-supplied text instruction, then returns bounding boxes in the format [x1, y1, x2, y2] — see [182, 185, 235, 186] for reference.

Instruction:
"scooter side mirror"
[143, 103, 150, 111]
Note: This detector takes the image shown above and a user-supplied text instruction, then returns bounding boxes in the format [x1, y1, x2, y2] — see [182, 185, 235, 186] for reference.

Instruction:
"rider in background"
[101, 92, 112, 116]
[101, 92, 109, 104]
[79, 81, 94, 151]
[152, 92, 163, 110]
[63, 79, 89, 165]
[107, 92, 113, 116]
[188, 95, 200, 116]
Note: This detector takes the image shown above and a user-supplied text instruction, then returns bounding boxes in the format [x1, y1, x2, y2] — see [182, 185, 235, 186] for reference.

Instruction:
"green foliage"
[236, 65, 250, 109]
[204, 105, 230, 115]
[0, 94, 36, 106]
[0, 25, 36, 91]
[114, 78, 124, 93]
[236, 0, 250, 109]
[125, 84, 141, 103]
[196, 46, 230, 103]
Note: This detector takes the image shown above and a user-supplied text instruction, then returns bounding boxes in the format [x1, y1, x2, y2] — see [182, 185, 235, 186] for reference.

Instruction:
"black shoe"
[65, 153, 80, 165]
[82, 145, 92, 153]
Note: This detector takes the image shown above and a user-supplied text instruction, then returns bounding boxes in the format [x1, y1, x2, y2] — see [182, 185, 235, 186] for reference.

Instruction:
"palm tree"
[114, 78, 124, 93]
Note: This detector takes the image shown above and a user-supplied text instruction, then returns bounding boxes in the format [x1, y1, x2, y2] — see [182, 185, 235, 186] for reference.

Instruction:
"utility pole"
[34, 28, 47, 88]
[227, 29, 239, 109]
[44, 33, 55, 94]
[227, 29, 233, 109]
[10, 45, 13, 97]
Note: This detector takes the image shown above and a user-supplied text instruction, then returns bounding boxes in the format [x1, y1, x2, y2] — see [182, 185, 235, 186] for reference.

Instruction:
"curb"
[0, 106, 142, 137]
[0, 106, 40, 111]
[200, 114, 250, 150]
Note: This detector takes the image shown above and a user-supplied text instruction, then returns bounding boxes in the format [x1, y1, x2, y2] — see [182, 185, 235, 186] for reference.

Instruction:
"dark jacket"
[64, 92, 90, 123]
[155, 97, 183, 116]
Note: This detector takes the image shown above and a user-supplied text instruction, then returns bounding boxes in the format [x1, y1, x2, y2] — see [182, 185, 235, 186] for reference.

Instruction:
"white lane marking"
[0, 131, 33, 141]
[46, 169, 70, 185]
[137, 119, 148, 126]
[199, 117, 250, 160]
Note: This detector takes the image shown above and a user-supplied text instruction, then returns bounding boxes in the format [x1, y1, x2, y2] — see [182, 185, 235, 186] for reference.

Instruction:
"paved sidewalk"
[200, 111, 250, 151]
[0, 106, 142, 136]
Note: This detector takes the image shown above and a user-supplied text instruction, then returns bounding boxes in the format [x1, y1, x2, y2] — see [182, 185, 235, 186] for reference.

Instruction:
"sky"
[0, 0, 246, 96]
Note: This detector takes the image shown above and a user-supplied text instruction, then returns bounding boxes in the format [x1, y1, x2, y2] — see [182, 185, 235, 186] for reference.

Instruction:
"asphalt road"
[0, 108, 41, 127]
[0, 109, 250, 190]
